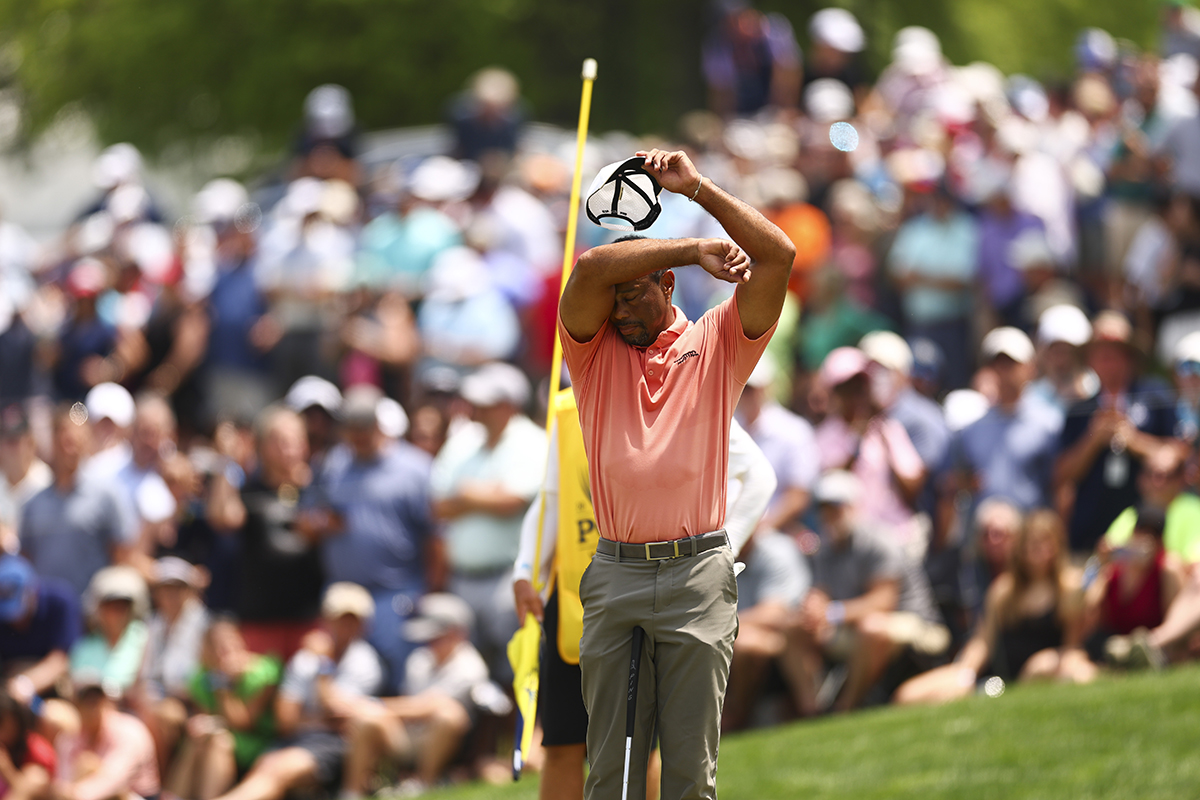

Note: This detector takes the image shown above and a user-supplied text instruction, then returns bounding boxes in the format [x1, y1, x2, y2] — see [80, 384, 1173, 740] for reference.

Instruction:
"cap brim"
[403, 618, 447, 643]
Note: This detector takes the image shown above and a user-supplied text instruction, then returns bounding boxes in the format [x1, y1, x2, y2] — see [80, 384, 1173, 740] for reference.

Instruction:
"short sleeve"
[557, 312, 609, 386]
[713, 294, 777, 384]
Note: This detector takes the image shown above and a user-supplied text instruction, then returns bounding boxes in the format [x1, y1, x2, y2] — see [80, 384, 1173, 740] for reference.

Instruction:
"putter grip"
[625, 627, 644, 738]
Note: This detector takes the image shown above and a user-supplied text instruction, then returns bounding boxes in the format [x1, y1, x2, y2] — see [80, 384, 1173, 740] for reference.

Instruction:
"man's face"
[53, 420, 91, 475]
[1088, 341, 1133, 391]
[992, 354, 1032, 399]
[610, 273, 674, 348]
[1140, 451, 1185, 506]
[345, 423, 382, 461]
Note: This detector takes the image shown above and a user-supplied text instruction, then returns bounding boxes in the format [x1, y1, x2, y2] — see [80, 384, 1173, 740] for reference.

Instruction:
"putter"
[621, 626, 646, 800]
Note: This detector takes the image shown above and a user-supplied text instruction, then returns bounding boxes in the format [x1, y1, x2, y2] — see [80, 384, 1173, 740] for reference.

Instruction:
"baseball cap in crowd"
[286, 376, 343, 417]
[809, 7, 865, 53]
[321, 582, 376, 622]
[1090, 310, 1139, 354]
[814, 470, 862, 507]
[804, 79, 855, 123]
[85, 382, 136, 429]
[341, 385, 384, 428]
[194, 179, 250, 226]
[461, 362, 530, 408]
[304, 84, 355, 139]
[66, 258, 108, 299]
[403, 592, 474, 643]
[85, 566, 150, 619]
[409, 156, 481, 204]
[819, 347, 870, 388]
[1175, 331, 1200, 368]
[0, 405, 29, 439]
[1037, 304, 1092, 348]
[376, 397, 409, 439]
[943, 389, 991, 432]
[981, 327, 1035, 364]
[154, 556, 201, 588]
[859, 330, 913, 377]
[585, 157, 663, 232]
[0, 556, 36, 623]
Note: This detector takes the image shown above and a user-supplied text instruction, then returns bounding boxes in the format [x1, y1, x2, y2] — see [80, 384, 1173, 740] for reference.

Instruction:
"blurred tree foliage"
[0, 0, 1161, 156]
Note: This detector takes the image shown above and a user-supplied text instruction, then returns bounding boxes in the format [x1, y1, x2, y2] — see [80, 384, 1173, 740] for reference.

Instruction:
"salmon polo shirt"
[559, 294, 775, 544]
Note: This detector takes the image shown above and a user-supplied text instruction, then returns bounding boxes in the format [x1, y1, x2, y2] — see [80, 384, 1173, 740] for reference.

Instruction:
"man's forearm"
[573, 238, 700, 289]
[694, 179, 794, 273]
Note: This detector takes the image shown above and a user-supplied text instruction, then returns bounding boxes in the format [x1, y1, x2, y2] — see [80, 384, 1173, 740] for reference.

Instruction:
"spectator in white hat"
[431, 362, 546, 679]
[285, 375, 343, 474]
[69, 566, 151, 701]
[806, 8, 868, 96]
[82, 382, 135, 477]
[1027, 304, 1098, 413]
[943, 327, 1063, 524]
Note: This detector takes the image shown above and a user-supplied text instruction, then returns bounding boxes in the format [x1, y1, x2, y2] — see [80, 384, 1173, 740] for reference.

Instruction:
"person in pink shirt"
[559, 148, 794, 800]
[51, 674, 159, 800]
[815, 346, 928, 555]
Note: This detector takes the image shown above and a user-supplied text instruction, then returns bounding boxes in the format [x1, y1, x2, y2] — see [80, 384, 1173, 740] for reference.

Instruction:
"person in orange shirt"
[559, 148, 794, 800]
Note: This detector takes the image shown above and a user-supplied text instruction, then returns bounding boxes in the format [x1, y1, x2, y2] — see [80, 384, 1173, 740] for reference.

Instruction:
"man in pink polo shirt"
[559, 148, 794, 800]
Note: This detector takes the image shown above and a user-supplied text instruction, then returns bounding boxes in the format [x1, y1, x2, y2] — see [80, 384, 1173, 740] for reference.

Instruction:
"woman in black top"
[895, 509, 1096, 704]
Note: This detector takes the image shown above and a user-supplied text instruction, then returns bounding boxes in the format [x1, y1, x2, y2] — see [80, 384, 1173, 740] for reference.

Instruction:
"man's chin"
[619, 330, 653, 348]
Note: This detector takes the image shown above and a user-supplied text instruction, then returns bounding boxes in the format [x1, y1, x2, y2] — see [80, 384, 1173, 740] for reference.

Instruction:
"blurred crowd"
[3, 0, 1200, 797]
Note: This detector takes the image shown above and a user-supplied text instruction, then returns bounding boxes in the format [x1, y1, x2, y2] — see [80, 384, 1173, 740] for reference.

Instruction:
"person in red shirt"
[559, 148, 793, 800]
[0, 691, 55, 800]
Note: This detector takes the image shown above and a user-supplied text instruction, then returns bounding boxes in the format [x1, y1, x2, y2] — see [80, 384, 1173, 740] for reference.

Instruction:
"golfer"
[559, 148, 794, 800]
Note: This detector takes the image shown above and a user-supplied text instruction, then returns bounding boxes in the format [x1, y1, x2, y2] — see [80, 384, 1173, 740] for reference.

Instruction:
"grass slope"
[431, 665, 1200, 799]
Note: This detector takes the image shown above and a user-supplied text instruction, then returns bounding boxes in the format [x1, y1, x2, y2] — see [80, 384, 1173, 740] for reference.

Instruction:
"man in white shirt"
[431, 363, 546, 679]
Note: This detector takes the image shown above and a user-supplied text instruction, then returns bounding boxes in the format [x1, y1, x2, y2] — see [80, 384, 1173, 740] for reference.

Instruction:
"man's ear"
[660, 270, 675, 304]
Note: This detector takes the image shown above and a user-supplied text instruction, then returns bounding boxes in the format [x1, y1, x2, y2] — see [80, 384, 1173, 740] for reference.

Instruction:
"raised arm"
[642, 149, 795, 339]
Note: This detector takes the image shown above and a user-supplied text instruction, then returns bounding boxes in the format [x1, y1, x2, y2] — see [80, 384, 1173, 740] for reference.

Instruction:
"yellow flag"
[507, 613, 541, 775]
[553, 389, 596, 664]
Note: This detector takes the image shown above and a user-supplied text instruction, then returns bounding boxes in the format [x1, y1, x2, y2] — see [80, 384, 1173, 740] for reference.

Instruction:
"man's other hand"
[513, 579, 545, 623]
[697, 239, 752, 284]
[637, 149, 702, 197]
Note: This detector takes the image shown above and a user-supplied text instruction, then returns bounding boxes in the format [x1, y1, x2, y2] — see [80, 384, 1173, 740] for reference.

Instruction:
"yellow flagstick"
[509, 57, 597, 781]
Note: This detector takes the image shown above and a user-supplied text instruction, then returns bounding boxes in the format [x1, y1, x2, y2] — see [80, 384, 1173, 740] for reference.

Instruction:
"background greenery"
[0, 0, 1162, 156]
[434, 665, 1200, 800]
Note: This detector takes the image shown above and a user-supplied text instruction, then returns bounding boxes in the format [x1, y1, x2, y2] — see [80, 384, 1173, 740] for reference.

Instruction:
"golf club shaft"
[621, 626, 645, 800]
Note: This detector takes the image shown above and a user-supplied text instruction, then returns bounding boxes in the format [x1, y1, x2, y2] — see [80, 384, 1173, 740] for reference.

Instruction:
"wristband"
[689, 176, 704, 202]
[825, 601, 846, 626]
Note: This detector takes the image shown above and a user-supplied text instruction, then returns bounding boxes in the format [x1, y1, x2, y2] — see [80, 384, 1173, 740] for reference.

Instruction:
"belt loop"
[690, 535, 697, 557]
[615, 540, 621, 564]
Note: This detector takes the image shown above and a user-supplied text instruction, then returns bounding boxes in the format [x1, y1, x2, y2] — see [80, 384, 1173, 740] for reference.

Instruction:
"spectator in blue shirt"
[307, 386, 441, 692]
[0, 555, 83, 704]
[19, 406, 139, 599]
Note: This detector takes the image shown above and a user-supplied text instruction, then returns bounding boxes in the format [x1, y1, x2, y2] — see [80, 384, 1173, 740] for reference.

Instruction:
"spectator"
[80, 382, 135, 479]
[894, 510, 1096, 705]
[343, 593, 492, 798]
[1172, 331, 1200, 444]
[0, 556, 81, 703]
[52, 673, 160, 800]
[736, 357, 818, 534]
[211, 583, 383, 800]
[19, 406, 138, 598]
[1027, 305, 1096, 413]
[1155, 70, 1200, 197]
[112, 392, 178, 535]
[417, 248, 522, 378]
[976, 176, 1046, 326]
[308, 386, 441, 692]
[0, 408, 51, 556]
[449, 67, 525, 162]
[815, 347, 927, 554]
[1054, 312, 1179, 554]
[432, 363, 546, 677]
[209, 405, 324, 660]
[1102, 445, 1200, 564]
[0, 691, 55, 800]
[51, 260, 119, 402]
[702, 2, 802, 117]
[138, 557, 210, 775]
[293, 85, 360, 186]
[963, 499, 1024, 615]
[69, 567, 150, 700]
[170, 617, 282, 800]
[888, 183, 980, 391]
[805, 8, 868, 95]
[1086, 505, 1184, 661]
[943, 328, 1063, 517]
[284, 376, 343, 474]
[790, 471, 948, 713]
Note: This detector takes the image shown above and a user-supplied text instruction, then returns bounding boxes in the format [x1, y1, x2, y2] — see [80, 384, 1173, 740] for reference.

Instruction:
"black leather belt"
[596, 530, 728, 561]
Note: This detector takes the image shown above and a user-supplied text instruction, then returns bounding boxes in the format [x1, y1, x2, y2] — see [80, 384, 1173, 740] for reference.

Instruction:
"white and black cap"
[585, 157, 663, 232]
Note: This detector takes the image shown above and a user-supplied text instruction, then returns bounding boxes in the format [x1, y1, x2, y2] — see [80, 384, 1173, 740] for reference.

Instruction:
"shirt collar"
[649, 305, 688, 349]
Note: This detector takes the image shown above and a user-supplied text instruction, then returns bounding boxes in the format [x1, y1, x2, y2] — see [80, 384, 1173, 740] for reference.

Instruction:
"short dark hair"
[1134, 504, 1167, 539]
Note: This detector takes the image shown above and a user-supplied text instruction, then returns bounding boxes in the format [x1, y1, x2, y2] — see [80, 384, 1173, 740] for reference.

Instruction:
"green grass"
[430, 665, 1200, 799]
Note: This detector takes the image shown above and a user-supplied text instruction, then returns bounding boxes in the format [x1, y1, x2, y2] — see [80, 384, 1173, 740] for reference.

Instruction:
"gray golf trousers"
[578, 541, 738, 800]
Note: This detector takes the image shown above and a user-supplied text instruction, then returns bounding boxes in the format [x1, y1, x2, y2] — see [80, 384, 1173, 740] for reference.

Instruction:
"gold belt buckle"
[645, 540, 680, 560]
